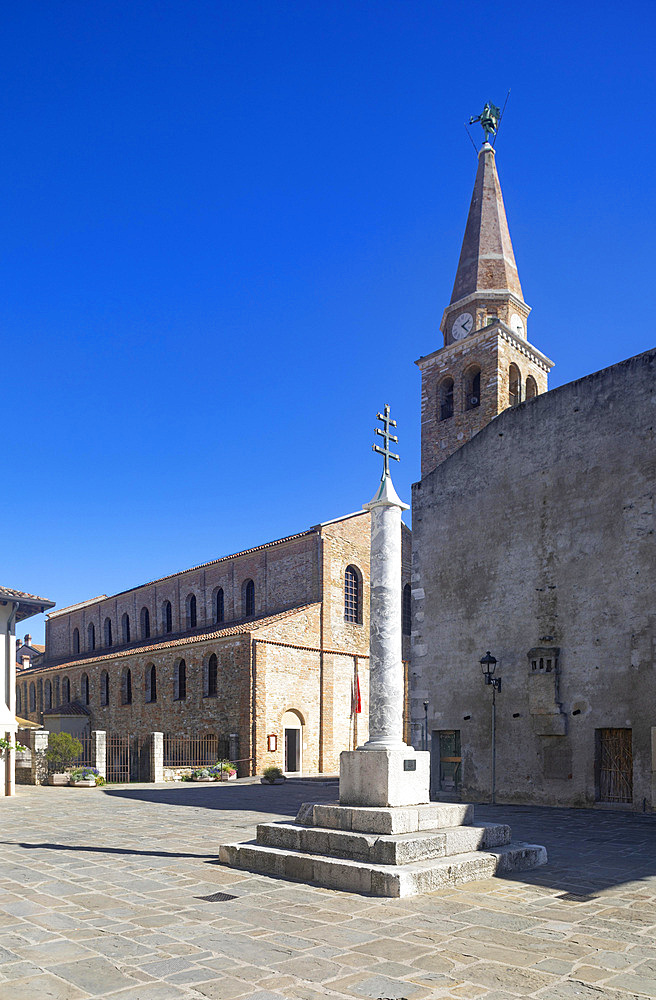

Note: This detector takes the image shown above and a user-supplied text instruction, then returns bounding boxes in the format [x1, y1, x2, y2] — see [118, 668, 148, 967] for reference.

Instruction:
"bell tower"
[417, 137, 554, 478]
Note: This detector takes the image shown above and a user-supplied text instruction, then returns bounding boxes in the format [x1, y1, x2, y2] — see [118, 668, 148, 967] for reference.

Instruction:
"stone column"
[149, 732, 164, 783]
[91, 731, 106, 781]
[30, 730, 50, 785]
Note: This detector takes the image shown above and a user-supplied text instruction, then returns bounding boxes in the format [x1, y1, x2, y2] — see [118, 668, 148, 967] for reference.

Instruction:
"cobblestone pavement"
[1, 781, 656, 1000]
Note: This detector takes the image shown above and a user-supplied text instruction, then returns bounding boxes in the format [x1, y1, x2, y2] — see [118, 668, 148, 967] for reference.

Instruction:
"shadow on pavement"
[100, 778, 338, 815]
[0, 840, 216, 860]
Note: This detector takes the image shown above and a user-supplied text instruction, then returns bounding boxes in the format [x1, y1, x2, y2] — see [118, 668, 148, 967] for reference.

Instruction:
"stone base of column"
[339, 747, 430, 808]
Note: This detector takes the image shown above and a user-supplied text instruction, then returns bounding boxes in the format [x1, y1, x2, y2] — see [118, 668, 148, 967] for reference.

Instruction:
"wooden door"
[596, 728, 632, 803]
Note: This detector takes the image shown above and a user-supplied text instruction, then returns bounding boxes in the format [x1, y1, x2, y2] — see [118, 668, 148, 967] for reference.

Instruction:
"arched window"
[122, 668, 132, 705]
[54, 677, 60, 706]
[122, 613, 131, 644]
[344, 565, 362, 624]
[145, 664, 157, 703]
[62, 676, 70, 703]
[81, 673, 90, 706]
[526, 375, 538, 399]
[438, 376, 454, 421]
[104, 617, 112, 647]
[140, 606, 151, 639]
[186, 594, 197, 629]
[402, 583, 412, 636]
[37, 680, 43, 712]
[174, 659, 187, 701]
[45, 679, 52, 710]
[242, 579, 255, 618]
[509, 363, 522, 407]
[100, 671, 109, 706]
[205, 653, 218, 697]
[465, 365, 481, 411]
[87, 623, 95, 651]
[16, 687, 22, 714]
[72, 628, 80, 654]
[29, 683, 36, 712]
[23, 682, 28, 712]
[214, 587, 224, 624]
[162, 600, 172, 634]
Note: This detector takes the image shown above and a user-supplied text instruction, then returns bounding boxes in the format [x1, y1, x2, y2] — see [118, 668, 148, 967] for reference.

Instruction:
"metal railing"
[163, 734, 230, 768]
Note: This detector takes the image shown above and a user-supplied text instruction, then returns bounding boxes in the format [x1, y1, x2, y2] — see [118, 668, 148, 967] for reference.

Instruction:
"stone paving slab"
[0, 782, 655, 999]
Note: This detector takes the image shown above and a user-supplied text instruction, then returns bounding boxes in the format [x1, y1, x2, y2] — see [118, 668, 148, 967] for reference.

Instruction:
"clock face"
[451, 312, 473, 341]
[510, 313, 524, 336]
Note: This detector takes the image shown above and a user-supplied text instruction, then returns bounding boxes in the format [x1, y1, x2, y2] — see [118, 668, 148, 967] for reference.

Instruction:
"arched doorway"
[282, 710, 303, 774]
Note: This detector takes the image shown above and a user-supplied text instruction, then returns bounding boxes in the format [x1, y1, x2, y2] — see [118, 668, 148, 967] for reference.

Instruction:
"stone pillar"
[229, 733, 239, 765]
[30, 730, 49, 785]
[150, 732, 164, 783]
[91, 731, 106, 781]
[339, 473, 430, 808]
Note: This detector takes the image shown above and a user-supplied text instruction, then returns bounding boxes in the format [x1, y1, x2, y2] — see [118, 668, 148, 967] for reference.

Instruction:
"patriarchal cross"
[373, 403, 400, 479]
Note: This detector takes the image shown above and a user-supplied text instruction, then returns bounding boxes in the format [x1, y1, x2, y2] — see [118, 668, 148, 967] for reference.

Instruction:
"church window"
[62, 676, 70, 702]
[100, 670, 109, 706]
[29, 683, 36, 712]
[243, 580, 255, 618]
[438, 377, 454, 421]
[23, 682, 28, 711]
[509, 363, 522, 406]
[16, 687, 22, 714]
[215, 587, 224, 624]
[45, 680, 52, 710]
[186, 594, 197, 629]
[526, 375, 538, 399]
[402, 583, 412, 636]
[465, 366, 481, 411]
[73, 627, 80, 654]
[87, 623, 95, 651]
[54, 677, 60, 705]
[122, 668, 132, 705]
[140, 606, 151, 639]
[344, 565, 362, 624]
[162, 600, 172, 633]
[37, 680, 43, 712]
[104, 617, 112, 647]
[205, 653, 218, 697]
[122, 613, 131, 644]
[174, 659, 187, 701]
[145, 664, 157, 703]
[81, 673, 90, 705]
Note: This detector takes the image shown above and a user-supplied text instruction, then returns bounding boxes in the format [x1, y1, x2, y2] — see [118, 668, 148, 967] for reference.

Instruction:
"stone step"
[218, 840, 547, 898]
[256, 820, 511, 865]
[296, 800, 475, 835]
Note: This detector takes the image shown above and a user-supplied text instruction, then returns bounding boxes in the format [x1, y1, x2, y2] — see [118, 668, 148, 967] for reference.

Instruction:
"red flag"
[355, 674, 361, 714]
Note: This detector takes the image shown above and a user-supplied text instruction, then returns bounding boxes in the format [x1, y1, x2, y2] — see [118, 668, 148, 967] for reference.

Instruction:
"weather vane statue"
[469, 101, 502, 144]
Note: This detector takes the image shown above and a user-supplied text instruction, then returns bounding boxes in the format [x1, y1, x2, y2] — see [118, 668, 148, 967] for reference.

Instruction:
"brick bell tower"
[417, 140, 554, 477]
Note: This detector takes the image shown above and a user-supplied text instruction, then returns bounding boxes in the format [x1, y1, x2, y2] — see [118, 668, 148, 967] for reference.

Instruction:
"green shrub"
[262, 765, 283, 784]
[45, 733, 83, 770]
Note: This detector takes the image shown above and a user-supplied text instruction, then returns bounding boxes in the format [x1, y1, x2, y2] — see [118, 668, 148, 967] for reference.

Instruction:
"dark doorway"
[284, 728, 301, 773]
[596, 728, 633, 803]
[431, 730, 461, 798]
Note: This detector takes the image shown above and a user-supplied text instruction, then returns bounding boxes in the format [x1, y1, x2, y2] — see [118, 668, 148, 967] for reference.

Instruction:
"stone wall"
[411, 347, 656, 810]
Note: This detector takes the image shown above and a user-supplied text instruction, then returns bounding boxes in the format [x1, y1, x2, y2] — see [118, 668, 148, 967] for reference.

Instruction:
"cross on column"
[373, 403, 399, 478]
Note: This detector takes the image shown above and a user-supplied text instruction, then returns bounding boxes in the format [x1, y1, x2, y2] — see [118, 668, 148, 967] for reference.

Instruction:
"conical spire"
[450, 143, 523, 304]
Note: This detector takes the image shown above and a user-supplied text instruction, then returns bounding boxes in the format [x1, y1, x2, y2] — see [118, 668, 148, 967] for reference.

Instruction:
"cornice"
[415, 321, 554, 373]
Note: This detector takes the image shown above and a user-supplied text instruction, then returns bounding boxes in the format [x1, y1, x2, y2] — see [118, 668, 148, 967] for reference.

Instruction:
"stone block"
[339, 748, 430, 807]
[310, 803, 353, 830]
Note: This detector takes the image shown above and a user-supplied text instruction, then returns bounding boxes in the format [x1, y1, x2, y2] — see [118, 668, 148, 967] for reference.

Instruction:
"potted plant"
[213, 760, 237, 781]
[45, 733, 83, 785]
[191, 768, 214, 782]
[261, 765, 286, 785]
[70, 766, 103, 787]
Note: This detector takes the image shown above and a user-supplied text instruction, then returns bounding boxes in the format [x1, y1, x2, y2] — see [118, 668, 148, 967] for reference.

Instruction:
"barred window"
[344, 565, 362, 624]
[402, 583, 412, 636]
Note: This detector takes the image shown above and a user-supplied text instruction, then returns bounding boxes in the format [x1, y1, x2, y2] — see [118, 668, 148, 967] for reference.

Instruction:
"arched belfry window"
[509, 363, 522, 407]
[402, 583, 412, 636]
[87, 623, 95, 652]
[186, 594, 197, 629]
[465, 366, 481, 411]
[526, 375, 538, 400]
[104, 617, 112, 648]
[214, 587, 224, 624]
[140, 606, 151, 639]
[162, 600, 172, 634]
[344, 565, 362, 624]
[72, 628, 80, 654]
[438, 376, 454, 421]
[174, 659, 186, 701]
[242, 580, 255, 618]
[81, 673, 90, 705]
[122, 613, 131, 644]
[145, 664, 157, 703]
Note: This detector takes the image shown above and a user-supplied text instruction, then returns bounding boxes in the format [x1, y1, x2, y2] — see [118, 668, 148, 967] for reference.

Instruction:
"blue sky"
[5, 1, 655, 643]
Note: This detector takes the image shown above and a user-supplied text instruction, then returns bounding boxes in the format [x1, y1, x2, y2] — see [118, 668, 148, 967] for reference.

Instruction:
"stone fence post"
[30, 730, 49, 785]
[229, 733, 239, 767]
[91, 731, 106, 780]
[150, 732, 164, 783]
